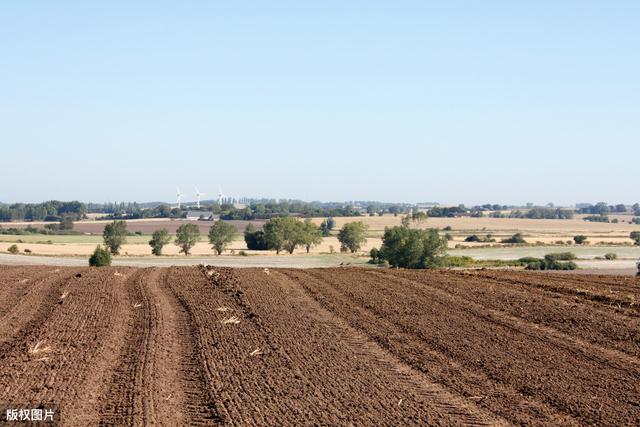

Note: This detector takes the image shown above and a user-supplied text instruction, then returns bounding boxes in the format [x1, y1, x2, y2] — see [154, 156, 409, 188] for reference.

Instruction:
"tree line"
[91, 218, 370, 266]
[0, 201, 86, 222]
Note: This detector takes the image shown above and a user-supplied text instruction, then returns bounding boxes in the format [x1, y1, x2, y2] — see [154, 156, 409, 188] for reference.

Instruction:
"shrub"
[518, 256, 544, 264]
[573, 235, 588, 245]
[24, 248, 32, 254]
[89, 245, 112, 267]
[465, 234, 494, 243]
[244, 224, 271, 250]
[369, 248, 381, 264]
[379, 226, 448, 269]
[525, 254, 577, 270]
[552, 260, 578, 270]
[7, 244, 19, 254]
[525, 261, 545, 270]
[630, 231, 640, 246]
[526, 260, 577, 270]
[604, 253, 618, 260]
[544, 252, 576, 262]
[501, 233, 526, 244]
[583, 215, 609, 223]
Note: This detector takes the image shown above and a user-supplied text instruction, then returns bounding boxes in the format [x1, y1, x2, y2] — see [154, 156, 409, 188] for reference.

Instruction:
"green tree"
[7, 244, 19, 254]
[149, 229, 171, 256]
[89, 245, 112, 267]
[282, 220, 304, 254]
[264, 217, 286, 254]
[327, 217, 336, 230]
[244, 223, 270, 250]
[320, 220, 331, 237]
[379, 226, 448, 269]
[103, 220, 128, 255]
[208, 220, 237, 255]
[337, 222, 368, 253]
[175, 223, 200, 255]
[573, 235, 588, 245]
[300, 219, 323, 253]
[630, 231, 640, 246]
[263, 217, 305, 254]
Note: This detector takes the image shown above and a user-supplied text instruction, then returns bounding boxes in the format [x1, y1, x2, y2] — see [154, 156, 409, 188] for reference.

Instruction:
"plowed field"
[1, 266, 638, 426]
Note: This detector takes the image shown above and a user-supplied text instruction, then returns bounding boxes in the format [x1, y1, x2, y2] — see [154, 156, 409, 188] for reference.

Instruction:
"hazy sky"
[1, 1, 638, 205]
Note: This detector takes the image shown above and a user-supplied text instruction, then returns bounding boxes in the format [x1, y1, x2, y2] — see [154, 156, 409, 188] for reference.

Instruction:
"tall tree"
[175, 223, 200, 255]
[264, 217, 304, 254]
[208, 220, 237, 255]
[103, 220, 127, 255]
[300, 219, 323, 253]
[149, 229, 171, 256]
[337, 222, 368, 253]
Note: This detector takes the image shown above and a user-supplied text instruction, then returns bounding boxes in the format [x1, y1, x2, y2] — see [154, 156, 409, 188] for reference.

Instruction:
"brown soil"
[0, 267, 638, 425]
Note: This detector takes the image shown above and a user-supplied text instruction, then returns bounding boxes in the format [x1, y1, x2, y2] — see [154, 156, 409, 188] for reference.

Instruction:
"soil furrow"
[0, 268, 131, 426]
[1, 266, 639, 425]
[266, 269, 506, 426]
[368, 269, 640, 371]
[284, 268, 580, 426]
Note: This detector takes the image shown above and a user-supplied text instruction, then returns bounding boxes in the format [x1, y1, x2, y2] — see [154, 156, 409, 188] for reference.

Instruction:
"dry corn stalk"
[221, 316, 241, 325]
[29, 341, 52, 356]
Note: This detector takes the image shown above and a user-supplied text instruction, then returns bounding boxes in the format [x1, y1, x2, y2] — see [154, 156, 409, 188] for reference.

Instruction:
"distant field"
[450, 246, 640, 260]
[1, 215, 638, 259]
[0, 234, 151, 244]
[1, 219, 265, 234]
[318, 214, 639, 233]
[313, 214, 640, 245]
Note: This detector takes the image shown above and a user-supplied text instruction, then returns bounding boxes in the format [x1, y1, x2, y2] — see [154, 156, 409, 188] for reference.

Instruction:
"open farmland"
[1, 266, 639, 425]
[2, 219, 266, 235]
[3, 215, 640, 263]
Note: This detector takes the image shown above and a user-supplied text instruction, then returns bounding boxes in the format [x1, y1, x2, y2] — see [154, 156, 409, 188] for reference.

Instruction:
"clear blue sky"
[1, 1, 638, 205]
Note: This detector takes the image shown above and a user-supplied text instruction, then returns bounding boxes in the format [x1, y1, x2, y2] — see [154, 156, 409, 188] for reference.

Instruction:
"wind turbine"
[218, 186, 226, 205]
[195, 187, 205, 209]
[176, 187, 184, 209]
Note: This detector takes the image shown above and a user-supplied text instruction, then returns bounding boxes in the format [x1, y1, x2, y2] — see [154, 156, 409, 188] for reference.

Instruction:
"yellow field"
[1, 214, 638, 258]
[0, 237, 382, 257]
[313, 214, 639, 245]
